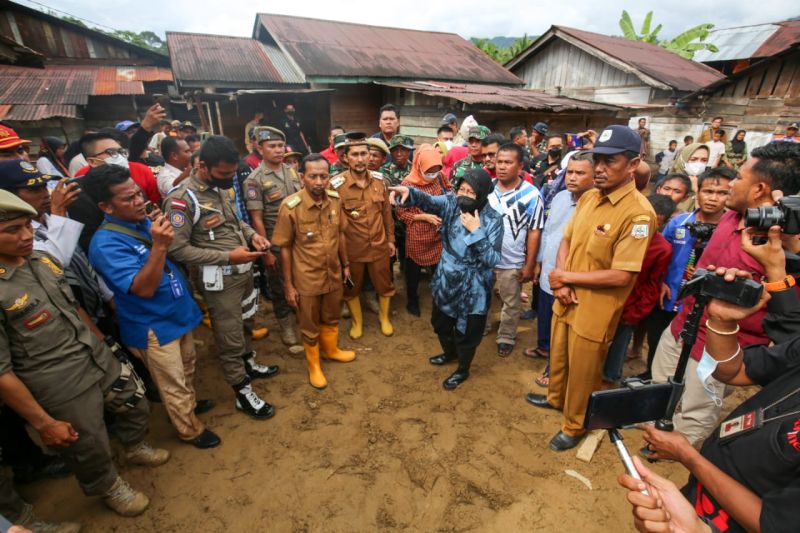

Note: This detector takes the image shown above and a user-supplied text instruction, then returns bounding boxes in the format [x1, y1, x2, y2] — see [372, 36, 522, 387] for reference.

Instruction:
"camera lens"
[745, 206, 784, 230]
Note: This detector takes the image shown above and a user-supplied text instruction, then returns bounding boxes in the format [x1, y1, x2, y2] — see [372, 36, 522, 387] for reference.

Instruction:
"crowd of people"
[0, 98, 798, 532]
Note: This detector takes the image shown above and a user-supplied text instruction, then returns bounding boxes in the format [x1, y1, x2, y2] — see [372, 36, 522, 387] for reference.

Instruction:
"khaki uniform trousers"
[298, 286, 344, 344]
[203, 271, 257, 387]
[128, 330, 204, 441]
[42, 362, 150, 496]
[547, 317, 607, 437]
[344, 256, 396, 299]
[651, 327, 726, 447]
[494, 268, 523, 346]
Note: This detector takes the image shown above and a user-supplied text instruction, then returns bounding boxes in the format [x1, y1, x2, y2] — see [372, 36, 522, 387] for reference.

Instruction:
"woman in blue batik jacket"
[389, 168, 503, 390]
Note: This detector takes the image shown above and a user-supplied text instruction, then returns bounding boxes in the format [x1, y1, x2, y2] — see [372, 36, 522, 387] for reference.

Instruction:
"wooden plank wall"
[329, 84, 382, 136]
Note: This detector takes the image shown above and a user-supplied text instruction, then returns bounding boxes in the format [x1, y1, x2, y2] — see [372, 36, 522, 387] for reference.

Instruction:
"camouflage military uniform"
[380, 161, 412, 187]
[330, 161, 347, 176]
[449, 156, 484, 184]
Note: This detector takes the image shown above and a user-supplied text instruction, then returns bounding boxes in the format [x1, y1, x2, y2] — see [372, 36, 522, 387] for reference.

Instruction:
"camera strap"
[719, 386, 800, 443]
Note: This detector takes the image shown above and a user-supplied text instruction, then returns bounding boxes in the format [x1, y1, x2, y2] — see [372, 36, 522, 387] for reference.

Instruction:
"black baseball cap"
[590, 125, 642, 155]
[0, 160, 49, 191]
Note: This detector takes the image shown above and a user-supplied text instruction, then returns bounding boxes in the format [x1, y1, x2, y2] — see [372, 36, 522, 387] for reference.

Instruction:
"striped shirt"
[488, 179, 545, 269]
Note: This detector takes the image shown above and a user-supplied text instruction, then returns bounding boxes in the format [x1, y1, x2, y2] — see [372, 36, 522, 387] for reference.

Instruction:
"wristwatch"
[763, 275, 795, 293]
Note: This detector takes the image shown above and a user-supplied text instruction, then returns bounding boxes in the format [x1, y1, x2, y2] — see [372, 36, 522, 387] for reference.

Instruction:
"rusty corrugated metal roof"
[0, 66, 94, 105]
[166, 32, 303, 87]
[755, 20, 800, 57]
[376, 81, 619, 112]
[0, 104, 79, 121]
[256, 13, 523, 85]
[507, 25, 724, 92]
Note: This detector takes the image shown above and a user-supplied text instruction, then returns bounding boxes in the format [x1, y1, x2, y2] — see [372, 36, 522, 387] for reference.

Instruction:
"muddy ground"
[21, 278, 747, 532]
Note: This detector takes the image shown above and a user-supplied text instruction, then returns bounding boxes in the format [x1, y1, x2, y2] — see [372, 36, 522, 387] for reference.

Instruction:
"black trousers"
[431, 304, 486, 372]
[404, 258, 425, 306]
[644, 308, 677, 376]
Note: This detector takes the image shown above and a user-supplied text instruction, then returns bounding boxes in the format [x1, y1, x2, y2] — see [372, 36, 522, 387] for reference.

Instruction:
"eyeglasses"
[91, 147, 128, 159]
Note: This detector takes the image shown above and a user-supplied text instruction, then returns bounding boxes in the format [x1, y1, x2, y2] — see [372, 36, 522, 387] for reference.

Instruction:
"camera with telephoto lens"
[678, 268, 763, 308]
[684, 222, 717, 242]
[745, 197, 800, 244]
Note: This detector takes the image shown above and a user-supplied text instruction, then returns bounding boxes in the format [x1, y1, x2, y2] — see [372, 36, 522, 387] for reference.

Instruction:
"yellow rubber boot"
[378, 296, 394, 336]
[304, 342, 327, 389]
[319, 324, 356, 362]
[346, 297, 363, 339]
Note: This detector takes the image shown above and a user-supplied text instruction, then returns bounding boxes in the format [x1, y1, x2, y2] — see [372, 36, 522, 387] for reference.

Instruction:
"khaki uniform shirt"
[242, 162, 301, 240]
[553, 180, 656, 343]
[164, 175, 255, 266]
[331, 170, 394, 263]
[0, 252, 117, 407]
[271, 188, 347, 296]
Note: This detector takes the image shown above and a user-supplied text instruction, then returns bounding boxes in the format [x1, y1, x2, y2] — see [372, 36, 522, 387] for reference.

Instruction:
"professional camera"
[745, 196, 800, 235]
[685, 222, 717, 242]
[678, 268, 764, 308]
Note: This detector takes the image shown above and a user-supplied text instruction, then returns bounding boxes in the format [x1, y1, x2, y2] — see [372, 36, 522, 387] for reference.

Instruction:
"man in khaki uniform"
[164, 136, 277, 420]
[526, 126, 656, 452]
[0, 191, 168, 517]
[331, 133, 396, 339]
[272, 154, 356, 389]
[244, 126, 302, 346]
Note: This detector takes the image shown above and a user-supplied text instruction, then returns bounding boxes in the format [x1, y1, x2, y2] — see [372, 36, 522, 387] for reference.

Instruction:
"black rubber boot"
[430, 335, 458, 365]
[443, 347, 476, 390]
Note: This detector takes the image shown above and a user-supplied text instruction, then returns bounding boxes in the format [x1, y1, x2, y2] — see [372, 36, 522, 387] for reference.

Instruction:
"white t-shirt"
[157, 163, 183, 196]
[708, 140, 726, 167]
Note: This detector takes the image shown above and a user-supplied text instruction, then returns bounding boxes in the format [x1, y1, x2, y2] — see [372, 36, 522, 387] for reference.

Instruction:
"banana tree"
[619, 10, 718, 59]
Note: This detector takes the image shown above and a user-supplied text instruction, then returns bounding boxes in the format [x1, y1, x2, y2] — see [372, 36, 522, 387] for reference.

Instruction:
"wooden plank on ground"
[576, 429, 606, 463]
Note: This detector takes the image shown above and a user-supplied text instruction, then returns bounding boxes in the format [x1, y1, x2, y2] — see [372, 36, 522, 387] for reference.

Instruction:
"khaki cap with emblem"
[366, 138, 389, 155]
[388, 135, 414, 150]
[255, 126, 286, 144]
[0, 189, 37, 221]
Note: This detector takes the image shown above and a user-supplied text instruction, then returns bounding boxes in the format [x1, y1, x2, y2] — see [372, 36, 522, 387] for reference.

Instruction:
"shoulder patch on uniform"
[170, 198, 188, 211]
[326, 189, 340, 198]
[632, 215, 651, 223]
[631, 224, 649, 239]
[246, 185, 258, 200]
[286, 195, 301, 209]
[331, 175, 345, 189]
[170, 211, 186, 228]
[39, 256, 63, 276]
[371, 171, 384, 180]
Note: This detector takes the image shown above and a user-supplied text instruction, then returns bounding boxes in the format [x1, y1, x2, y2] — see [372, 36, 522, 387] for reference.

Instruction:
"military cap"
[788, 123, 799, 130]
[181, 121, 197, 131]
[467, 125, 491, 141]
[344, 131, 368, 146]
[254, 126, 286, 143]
[366, 138, 389, 155]
[0, 160, 50, 191]
[441, 113, 457, 125]
[283, 146, 302, 159]
[389, 135, 414, 150]
[0, 189, 37, 222]
[333, 133, 349, 149]
[532, 122, 548, 136]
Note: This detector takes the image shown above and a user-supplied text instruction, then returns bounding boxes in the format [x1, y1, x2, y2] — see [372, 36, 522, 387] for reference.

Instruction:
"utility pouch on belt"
[104, 361, 146, 413]
[202, 265, 224, 291]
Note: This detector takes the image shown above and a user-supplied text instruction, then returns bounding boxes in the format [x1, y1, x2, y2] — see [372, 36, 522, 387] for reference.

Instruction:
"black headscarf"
[730, 130, 746, 154]
[456, 168, 493, 211]
[40, 136, 69, 176]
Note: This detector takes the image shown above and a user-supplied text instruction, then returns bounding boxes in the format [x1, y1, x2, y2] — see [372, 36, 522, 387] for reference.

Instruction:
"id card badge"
[202, 266, 224, 292]
[168, 273, 185, 299]
[719, 409, 763, 443]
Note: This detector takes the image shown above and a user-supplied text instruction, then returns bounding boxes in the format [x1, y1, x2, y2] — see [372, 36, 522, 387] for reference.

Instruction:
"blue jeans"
[603, 323, 635, 383]
[537, 291, 555, 351]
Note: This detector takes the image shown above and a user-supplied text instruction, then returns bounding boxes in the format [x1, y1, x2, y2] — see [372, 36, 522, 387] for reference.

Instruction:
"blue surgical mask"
[696, 349, 723, 407]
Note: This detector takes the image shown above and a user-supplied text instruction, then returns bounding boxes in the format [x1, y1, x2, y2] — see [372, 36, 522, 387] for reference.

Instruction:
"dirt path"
[21, 284, 698, 532]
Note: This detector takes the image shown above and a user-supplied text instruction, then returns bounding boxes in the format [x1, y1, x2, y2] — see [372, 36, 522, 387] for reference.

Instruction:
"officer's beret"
[0, 189, 37, 221]
[255, 126, 286, 143]
[0, 160, 50, 191]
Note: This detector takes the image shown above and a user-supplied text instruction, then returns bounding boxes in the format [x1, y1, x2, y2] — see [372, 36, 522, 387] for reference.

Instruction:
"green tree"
[619, 10, 718, 59]
[471, 34, 535, 64]
[108, 30, 168, 55]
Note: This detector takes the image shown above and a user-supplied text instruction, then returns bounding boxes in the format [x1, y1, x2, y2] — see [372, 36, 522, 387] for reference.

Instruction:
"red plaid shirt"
[397, 179, 445, 266]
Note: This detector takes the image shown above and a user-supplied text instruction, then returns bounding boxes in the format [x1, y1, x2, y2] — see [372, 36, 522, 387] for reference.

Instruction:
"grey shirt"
[537, 189, 577, 295]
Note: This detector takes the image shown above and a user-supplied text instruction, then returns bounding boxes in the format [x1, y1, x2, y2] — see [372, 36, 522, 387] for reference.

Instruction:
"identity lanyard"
[719, 386, 800, 443]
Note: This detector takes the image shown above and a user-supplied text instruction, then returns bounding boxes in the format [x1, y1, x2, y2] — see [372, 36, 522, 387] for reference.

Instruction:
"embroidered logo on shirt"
[675, 228, 686, 240]
[40, 256, 62, 275]
[246, 186, 258, 200]
[4, 293, 29, 312]
[170, 211, 186, 228]
[631, 224, 649, 239]
[23, 309, 52, 330]
[170, 199, 188, 211]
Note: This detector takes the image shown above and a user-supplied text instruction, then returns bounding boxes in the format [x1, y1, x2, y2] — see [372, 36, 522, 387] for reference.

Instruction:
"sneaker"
[243, 352, 279, 379]
[102, 476, 150, 517]
[16, 502, 82, 533]
[235, 384, 275, 420]
[124, 441, 170, 467]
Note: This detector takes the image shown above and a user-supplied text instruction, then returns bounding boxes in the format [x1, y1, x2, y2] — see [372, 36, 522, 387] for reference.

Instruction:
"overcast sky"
[20, 0, 799, 41]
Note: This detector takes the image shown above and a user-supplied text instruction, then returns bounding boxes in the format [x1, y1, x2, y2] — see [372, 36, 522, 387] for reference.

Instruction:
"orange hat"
[0, 125, 31, 151]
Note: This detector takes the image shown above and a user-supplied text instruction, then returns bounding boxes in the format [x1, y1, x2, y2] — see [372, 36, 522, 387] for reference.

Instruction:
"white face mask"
[423, 171, 440, 182]
[444, 140, 454, 150]
[685, 161, 706, 176]
[105, 154, 130, 169]
[696, 349, 724, 407]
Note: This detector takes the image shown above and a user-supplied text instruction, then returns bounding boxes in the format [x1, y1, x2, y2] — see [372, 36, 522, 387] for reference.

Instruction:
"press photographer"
[624, 223, 799, 533]
[650, 141, 800, 446]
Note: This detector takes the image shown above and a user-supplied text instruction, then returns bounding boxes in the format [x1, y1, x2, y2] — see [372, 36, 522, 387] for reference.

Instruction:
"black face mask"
[548, 148, 562, 160]
[457, 195, 480, 214]
[210, 176, 235, 190]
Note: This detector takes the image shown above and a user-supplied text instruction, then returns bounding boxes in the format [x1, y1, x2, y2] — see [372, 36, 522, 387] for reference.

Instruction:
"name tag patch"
[24, 309, 52, 330]
[268, 191, 282, 201]
[202, 214, 222, 229]
[631, 224, 649, 239]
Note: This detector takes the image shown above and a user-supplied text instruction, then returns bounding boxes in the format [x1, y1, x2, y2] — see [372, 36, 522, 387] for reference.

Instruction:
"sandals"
[535, 365, 550, 387]
[524, 347, 549, 359]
